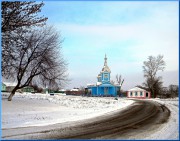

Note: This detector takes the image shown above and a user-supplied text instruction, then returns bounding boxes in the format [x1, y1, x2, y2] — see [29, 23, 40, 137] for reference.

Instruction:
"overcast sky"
[41, 1, 179, 90]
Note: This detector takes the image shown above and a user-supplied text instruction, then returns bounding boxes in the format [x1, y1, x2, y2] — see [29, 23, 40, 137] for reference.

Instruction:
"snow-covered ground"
[2, 92, 134, 128]
[1, 93, 179, 140]
[145, 98, 179, 140]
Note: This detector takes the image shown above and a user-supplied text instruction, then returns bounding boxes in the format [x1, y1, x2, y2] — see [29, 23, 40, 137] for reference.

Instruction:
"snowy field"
[1, 93, 179, 140]
[2, 92, 134, 128]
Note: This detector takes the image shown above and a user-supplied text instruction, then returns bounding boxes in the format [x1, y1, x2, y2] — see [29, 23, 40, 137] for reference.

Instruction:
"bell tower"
[101, 54, 111, 84]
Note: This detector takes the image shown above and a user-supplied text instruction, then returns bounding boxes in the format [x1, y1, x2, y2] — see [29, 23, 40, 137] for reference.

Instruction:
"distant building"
[1, 83, 6, 92]
[66, 89, 84, 96]
[22, 86, 34, 93]
[127, 87, 151, 99]
[3, 82, 17, 92]
[87, 55, 121, 97]
[70, 88, 79, 91]
[59, 89, 66, 94]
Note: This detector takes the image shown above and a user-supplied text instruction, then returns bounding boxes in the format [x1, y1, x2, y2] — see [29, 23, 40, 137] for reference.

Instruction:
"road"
[2, 99, 170, 139]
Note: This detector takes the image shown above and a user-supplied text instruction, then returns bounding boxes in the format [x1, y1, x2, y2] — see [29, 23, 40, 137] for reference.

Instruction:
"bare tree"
[143, 55, 165, 98]
[116, 74, 124, 86]
[31, 83, 43, 93]
[111, 80, 115, 85]
[79, 86, 85, 91]
[115, 74, 124, 97]
[1, 1, 47, 33]
[161, 87, 169, 98]
[116, 74, 121, 85]
[168, 85, 178, 98]
[143, 77, 163, 98]
[3, 27, 68, 101]
[2, 1, 48, 76]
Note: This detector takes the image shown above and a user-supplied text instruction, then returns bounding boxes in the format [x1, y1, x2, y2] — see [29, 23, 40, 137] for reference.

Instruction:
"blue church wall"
[90, 87, 97, 95]
[88, 85, 120, 97]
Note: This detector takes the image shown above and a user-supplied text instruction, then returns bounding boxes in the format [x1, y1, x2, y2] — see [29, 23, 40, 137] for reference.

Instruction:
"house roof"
[59, 89, 65, 91]
[2, 82, 6, 86]
[87, 83, 95, 87]
[128, 87, 147, 92]
[3, 82, 17, 87]
[96, 82, 102, 86]
[70, 89, 79, 91]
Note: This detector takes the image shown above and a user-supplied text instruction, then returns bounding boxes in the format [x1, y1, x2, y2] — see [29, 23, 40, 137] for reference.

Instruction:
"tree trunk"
[8, 87, 18, 101]
[151, 82, 155, 98]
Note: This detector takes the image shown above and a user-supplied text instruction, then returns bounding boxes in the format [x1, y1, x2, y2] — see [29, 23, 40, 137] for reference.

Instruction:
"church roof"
[96, 82, 102, 85]
[101, 54, 111, 73]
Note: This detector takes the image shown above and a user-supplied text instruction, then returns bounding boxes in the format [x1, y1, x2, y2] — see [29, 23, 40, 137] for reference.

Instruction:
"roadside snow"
[2, 92, 134, 128]
[145, 98, 179, 140]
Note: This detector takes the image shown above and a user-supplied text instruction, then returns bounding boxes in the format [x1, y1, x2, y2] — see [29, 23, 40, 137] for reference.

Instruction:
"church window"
[104, 74, 108, 78]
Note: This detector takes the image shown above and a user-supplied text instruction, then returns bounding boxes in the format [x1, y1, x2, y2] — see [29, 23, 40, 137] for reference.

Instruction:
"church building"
[87, 55, 121, 97]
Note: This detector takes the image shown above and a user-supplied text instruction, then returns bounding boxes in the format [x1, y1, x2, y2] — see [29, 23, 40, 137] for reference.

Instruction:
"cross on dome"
[102, 54, 111, 73]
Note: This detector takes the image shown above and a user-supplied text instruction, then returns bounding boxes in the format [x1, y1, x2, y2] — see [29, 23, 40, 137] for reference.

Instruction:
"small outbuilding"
[1, 83, 6, 92]
[3, 82, 17, 92]
[127, 87, 151, 99]
[22, 86, 34, 93]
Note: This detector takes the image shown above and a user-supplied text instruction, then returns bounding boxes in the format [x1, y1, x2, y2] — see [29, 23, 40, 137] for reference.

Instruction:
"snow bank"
[2, 93, 134, 128]
[146, 98, 179, 140]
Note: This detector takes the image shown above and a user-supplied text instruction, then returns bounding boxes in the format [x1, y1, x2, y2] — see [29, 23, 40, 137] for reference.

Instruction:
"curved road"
[2, 99, 170, 139]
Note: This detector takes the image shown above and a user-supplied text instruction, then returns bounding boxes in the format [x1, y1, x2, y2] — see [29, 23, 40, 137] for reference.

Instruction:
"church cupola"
[101, 54, 111, 73]
[97, 73, 101, 82]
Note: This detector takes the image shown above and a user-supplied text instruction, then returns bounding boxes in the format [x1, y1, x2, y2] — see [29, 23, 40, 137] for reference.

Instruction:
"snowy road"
[2, 99, 170, 139]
